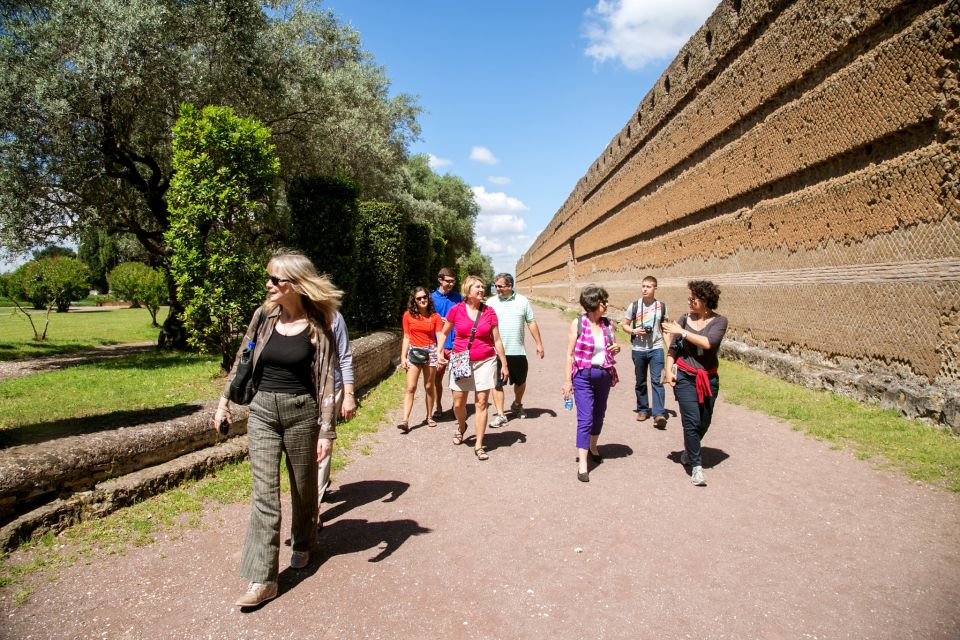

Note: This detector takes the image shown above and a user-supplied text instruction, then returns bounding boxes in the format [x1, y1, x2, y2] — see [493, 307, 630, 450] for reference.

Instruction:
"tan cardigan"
[222, 306, 338, 440]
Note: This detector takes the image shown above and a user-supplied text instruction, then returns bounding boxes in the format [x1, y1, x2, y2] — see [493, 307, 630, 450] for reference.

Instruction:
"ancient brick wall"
[515, 0, 960, 428]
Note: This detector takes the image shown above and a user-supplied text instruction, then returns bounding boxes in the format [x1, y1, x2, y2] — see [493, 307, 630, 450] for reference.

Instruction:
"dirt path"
[1, 306, 957, 639]
[0, 342, 156, 382]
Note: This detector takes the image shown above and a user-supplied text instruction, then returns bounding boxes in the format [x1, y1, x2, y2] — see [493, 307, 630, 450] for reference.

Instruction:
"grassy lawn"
[533, 300, 960, 491]
[0, 307, 167, 361]
[720, 359, 960, 492]
[0, 368, 406, 604]
[0, 351, 223, 446]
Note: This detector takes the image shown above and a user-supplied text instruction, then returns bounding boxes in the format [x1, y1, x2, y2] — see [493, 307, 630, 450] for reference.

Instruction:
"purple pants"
[572, 367, 612, 449]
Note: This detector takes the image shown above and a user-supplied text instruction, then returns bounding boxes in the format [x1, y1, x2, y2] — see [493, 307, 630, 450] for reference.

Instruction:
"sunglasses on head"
[268, 275, 292, 286]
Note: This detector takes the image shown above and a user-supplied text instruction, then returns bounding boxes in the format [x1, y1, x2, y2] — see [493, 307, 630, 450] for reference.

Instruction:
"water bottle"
[564, 396, 574, 411]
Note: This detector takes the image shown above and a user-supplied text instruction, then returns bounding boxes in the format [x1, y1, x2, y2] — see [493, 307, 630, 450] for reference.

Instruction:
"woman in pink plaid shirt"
[562, 285, 621, 483]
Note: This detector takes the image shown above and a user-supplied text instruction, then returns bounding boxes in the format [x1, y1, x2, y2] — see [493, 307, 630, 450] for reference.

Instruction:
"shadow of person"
[321, 480, 410, 524]
[476, 429, 527, 452]
[700, 447, 730, 468]
[596, 443, 633, 459]
[667, 447, 730, 469]
[517, 407, 557, 419]
[256, 518, 431, 611]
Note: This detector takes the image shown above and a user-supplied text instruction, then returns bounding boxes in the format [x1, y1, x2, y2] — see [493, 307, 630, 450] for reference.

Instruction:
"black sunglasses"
[268, 275, 292, 286]
[415, 295, 428, 301]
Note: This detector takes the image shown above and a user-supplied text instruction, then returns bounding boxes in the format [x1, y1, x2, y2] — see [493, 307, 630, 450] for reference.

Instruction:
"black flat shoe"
[577, 471, 589, 482]
[589, 451, 602, 464]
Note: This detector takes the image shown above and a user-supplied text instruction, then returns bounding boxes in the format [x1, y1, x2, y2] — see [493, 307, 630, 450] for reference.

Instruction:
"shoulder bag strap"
[464, 303, 484, 352]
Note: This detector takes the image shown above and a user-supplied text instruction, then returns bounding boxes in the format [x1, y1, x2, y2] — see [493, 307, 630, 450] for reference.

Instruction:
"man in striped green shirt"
[487, 273, 544, 425]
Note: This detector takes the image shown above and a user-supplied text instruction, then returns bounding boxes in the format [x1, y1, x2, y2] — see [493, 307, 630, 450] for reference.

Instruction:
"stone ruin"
[515, 0, 960, 430]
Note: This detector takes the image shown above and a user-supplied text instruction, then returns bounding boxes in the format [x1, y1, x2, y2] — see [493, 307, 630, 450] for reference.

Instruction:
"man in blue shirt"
[430, 267, 463, 418]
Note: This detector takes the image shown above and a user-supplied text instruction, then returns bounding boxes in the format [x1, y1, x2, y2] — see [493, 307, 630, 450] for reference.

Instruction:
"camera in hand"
[641, 324, 653, 333]
[218, 418, 229, 436]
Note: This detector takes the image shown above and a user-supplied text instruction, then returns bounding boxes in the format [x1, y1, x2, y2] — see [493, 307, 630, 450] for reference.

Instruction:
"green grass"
[0, 351, 222, 446]
[0, 367, 407, 604]
[0, 307, 167, 360]
[720, 359, 960, 492]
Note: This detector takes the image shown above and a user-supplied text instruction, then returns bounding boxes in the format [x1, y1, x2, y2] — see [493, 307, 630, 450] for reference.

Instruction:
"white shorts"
[448, 356, 497, 393]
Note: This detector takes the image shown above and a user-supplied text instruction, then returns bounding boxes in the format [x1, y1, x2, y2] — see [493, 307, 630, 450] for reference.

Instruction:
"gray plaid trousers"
[240, 391, 319, 583]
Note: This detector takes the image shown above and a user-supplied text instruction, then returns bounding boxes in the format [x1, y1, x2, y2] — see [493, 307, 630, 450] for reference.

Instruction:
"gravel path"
[1, 306, 957, 639]
[0, 342, 156, 382]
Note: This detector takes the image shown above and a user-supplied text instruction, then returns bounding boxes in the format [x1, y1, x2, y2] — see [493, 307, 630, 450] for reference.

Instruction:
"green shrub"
[21, 257, 90, 313]
[107, 262, 169, 326]
[165, 103, 279, 370]
[287, 176, 361, 317]
[402, 221, 434, 299]
[352, 201, 405, 331]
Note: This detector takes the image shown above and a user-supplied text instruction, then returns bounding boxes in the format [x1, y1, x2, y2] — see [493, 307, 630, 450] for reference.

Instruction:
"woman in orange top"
[399, 286, 444, 431]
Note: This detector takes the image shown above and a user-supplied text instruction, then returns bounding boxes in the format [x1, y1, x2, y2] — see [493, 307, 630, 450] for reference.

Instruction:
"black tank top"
[256, 327, 315, 395]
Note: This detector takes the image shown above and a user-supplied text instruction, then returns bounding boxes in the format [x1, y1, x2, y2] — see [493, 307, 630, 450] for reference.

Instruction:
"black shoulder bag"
[228, 309, 265, 405]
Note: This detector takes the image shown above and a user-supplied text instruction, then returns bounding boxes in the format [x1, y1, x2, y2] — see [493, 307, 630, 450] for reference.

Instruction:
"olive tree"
[0, 0, 420, 346]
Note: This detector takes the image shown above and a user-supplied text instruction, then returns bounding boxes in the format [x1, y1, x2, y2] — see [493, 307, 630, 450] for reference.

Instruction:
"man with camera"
[621, 275, 668, 428]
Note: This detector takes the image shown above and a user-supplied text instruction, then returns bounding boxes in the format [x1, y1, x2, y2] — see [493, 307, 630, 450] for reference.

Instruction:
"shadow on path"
[252, 517, 431, 612]
[667, 447, 730, 469]
[321, 480, 409, 524]
[473, 429, 526, 452]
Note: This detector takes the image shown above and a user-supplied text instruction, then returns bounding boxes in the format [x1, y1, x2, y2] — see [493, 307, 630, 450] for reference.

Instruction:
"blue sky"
[327, 0, 717, 276]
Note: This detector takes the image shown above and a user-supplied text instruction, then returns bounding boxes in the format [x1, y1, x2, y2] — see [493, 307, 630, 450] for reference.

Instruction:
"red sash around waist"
[676, 359, 718, 403]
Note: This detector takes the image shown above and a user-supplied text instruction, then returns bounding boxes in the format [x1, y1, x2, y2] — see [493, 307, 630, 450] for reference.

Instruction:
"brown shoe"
[654, 415, 667, 428]
[235, 581, 278, 607]
[636, 412, 650, 422]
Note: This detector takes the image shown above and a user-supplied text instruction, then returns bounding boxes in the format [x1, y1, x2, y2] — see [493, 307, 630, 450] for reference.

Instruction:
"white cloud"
[583, 0, 716, 70]
[488, 176, 511, 185]
[427, 154, 451, 169]
[471, 186, 531, 274]
[469, 146, 499, 165]
[471, 186, 528, 215]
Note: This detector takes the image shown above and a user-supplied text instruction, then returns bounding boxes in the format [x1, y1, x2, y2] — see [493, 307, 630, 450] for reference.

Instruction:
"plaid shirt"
[572, 316, 618, 385]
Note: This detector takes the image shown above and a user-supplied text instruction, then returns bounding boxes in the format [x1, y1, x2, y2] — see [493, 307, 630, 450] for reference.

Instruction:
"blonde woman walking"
[214, 251, 341, 608]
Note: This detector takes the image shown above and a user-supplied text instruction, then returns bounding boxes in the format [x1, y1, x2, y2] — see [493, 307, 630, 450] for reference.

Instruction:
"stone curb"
[0, 437, 250, 550]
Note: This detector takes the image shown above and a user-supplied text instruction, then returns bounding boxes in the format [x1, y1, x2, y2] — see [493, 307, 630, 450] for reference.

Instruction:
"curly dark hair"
[407, 286, 435, 317]
[579, 284, 609, 312]
[688, 280, 721, 310]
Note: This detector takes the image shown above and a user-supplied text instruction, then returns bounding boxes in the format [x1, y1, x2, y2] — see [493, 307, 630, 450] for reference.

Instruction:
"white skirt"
[448, 356, 497, 392]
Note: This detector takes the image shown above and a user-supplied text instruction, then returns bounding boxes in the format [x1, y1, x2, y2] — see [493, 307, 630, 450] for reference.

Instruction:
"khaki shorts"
[448, 356, 497, 393]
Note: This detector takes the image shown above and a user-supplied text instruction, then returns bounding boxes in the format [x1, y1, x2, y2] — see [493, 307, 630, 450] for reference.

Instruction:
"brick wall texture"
[515, 0, 960, 428]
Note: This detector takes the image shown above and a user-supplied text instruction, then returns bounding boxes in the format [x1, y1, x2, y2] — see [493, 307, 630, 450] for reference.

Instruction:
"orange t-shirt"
[402, 311, 443, 347]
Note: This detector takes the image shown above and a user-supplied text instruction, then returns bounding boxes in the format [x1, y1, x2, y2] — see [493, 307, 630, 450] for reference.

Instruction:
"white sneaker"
[691, 466, 706, 486]
[290, 550, 309, 569]
[490, 414, 508, 428]
[680, 450, 689, 466]
[235, 581, 278, 607]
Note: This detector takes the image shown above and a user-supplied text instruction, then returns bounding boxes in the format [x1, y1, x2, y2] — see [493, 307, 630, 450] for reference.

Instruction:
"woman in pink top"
[437, 275, 509, 461]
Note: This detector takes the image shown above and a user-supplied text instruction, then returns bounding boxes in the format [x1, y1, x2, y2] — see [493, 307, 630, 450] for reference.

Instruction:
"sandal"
[427, 418, 438, 428]
[397, 422, 409, 434]
[474, 447, 489, 461]
[452, 426, 466, 445]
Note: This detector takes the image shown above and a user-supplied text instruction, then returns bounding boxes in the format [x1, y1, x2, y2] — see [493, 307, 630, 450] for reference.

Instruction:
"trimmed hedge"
[402, 221, 434, 303]
[352, 201, 406, 331]
[287, 176, 361, 318]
